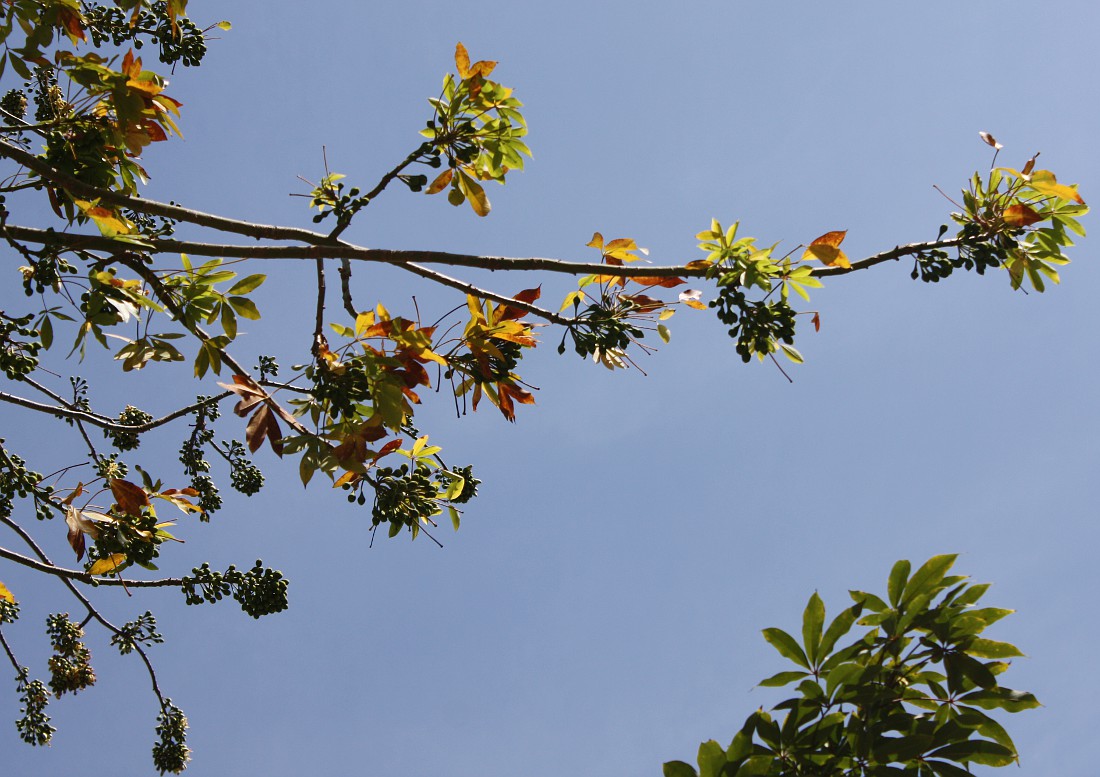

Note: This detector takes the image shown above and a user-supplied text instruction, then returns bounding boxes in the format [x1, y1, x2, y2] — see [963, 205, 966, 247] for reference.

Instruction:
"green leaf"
[657, 323, 671, 343]
[967, 638, 1024, 659]
[928, 740, 1015, 767]
[227, 274, 266, 295]
[779, 343, 803, 364]
[819, 602, 861, 659]
[228, 296, 261, 320]
[824, 661, 864, 698]
[735, 756, 778, 776]
[802, 592, 824, 665]
[448, 505, 461, 531]
[440, 471, 465, 500]
[39, 316, 53, 350]
[850, 590, 888, 612]
[220, 302, 237, 340]
[697, 740, 725, 777]
[762, 627, 810, 669]
[959, 687, 1040, 712]
[946, 652, 997, 691]
[957, 707, 1017, 755]
[757, 670, 809, 688]
[663, 762, 697, 777]
[887, 560, 910, 607]
[954, 607, 1013, 634]
[927, 760, 977, 777]
[901, 554, 957, 606]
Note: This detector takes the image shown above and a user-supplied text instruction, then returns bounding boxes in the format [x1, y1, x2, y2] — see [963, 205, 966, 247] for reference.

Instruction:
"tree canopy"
[0, 2, 1091, 774]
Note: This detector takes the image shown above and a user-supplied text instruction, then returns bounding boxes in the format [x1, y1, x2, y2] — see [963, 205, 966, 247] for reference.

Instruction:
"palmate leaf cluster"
[665, 556, 1036, 777]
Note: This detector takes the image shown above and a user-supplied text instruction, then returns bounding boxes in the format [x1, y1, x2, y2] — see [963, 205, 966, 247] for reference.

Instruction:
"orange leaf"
[1003, 203, 1042, 227]
[631, 276, 685, 288]
[121, 49, 142, 79]
[496, 286, 542, 321]
[803, 230, 850, 268]
[426, 168, 453, 195]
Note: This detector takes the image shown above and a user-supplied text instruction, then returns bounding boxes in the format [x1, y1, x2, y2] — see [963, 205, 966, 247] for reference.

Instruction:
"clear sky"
[3, 1, 1099, 775]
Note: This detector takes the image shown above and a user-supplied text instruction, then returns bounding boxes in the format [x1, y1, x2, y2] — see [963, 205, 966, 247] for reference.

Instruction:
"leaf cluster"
[665, 556, 1036, 777]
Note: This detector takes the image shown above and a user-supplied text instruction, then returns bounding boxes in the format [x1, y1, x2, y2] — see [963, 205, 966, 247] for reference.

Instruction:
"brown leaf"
[110, 479, 150, 516]
[979, 131, 1003, 150]
[812, 312, 821, 332]
[622, 294, 664, 312]
[245, 404, 284, 456]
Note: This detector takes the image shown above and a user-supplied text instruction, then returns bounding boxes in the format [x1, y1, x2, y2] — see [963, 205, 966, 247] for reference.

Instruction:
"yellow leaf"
[426, 168, 454, 195]
[73, 199, 134, 237]
[455, 42, 472, 78]
[354, 311, 375, 337]
[88, 553, 127, 576]
[559, 290, 587, 312]
[586, 232, 604, 249]
[459, 173, 490, 217]
[1029, 170, 1085, 205]
[682, 299, 707, 311]
[803, 230, 850, 268]
[0, 580, 13, 603]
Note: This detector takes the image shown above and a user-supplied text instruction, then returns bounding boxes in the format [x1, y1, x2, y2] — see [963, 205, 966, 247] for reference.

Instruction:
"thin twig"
[0, 390, 233, 434]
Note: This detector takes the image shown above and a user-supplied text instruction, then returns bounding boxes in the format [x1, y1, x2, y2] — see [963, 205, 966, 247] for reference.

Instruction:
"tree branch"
[0, 544, 184, 588]
[0, 223, 982, 282]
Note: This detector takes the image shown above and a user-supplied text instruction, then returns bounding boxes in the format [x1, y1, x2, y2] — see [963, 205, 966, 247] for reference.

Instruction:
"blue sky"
[3, 1, 1099, 775]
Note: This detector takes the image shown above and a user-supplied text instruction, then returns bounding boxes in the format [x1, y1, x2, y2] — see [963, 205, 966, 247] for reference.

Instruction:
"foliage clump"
[665, 556, 1037, 777]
